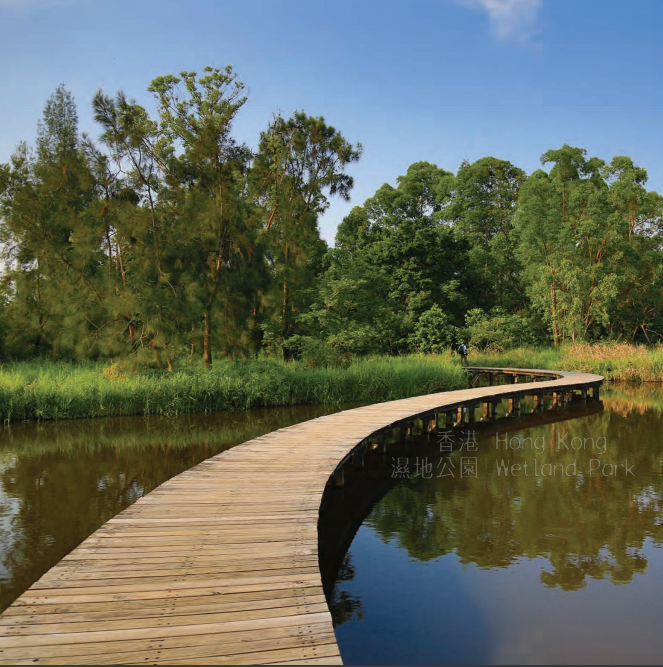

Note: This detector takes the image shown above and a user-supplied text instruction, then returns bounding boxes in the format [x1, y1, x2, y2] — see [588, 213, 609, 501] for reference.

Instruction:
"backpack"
[458, 344, 465, 355]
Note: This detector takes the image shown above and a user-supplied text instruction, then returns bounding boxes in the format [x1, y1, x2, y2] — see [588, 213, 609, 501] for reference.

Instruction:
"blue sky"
[1, 0, 662, 243]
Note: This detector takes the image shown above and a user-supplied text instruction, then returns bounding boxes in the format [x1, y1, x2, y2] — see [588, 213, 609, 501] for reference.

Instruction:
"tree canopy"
[1, 71, 662, 367]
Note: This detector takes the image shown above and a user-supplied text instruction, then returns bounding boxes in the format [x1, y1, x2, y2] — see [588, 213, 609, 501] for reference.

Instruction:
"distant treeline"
[1, 65, 662, 369]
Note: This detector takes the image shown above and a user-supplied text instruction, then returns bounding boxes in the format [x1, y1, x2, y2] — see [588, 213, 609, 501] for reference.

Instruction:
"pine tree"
[253, 112, 362, 356]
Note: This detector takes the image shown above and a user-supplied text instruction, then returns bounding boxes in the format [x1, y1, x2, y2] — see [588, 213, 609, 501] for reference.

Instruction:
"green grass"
[5, 343, 659, 424]
[0, 354, 467, 423]
[469, 342, 663, 383]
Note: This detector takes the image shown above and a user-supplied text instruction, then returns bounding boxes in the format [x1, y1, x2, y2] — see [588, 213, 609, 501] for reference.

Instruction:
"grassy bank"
[470, 343, 663, 383]
[0, 355, 467, 423]
[4, 343, 659, 424]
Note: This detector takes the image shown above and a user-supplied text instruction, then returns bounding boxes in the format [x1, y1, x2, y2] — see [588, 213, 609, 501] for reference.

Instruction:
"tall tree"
[513, 145, 661, 343]
[447, 157, 527, 311]
[94, 67, 262, 368]
[602, 156, 663, 341]
[0, 86, 104, 359]
[92, 89, 181, 367]
[334, 162, 470, 349]
[253, 112, 362, 354]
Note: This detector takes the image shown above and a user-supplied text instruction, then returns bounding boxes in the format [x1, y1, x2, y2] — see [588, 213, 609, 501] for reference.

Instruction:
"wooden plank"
[0, 612, 334, 649]
[13, 634, 339, 665]
[0, 622, 335, 662]
[0, 602, 332, 637]
[3, 588, 323, 617]
[0, 595, 328, 626]
[0, 367, 603, 665]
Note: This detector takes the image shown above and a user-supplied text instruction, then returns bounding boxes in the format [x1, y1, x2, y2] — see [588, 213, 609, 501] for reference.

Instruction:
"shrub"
[409, 305, 459, 353]
[465, 307, 538, 352]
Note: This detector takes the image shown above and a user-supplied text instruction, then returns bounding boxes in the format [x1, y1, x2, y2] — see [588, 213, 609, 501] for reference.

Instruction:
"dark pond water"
[322, 386, 663, 665]
[0, 403, 346, 614]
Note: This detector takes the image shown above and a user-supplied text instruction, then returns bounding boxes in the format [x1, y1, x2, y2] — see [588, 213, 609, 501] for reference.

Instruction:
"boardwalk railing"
[0, 367, 602, 665]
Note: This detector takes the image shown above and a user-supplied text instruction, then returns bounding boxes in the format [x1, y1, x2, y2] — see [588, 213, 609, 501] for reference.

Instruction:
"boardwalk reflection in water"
[320, 388, 663, 664]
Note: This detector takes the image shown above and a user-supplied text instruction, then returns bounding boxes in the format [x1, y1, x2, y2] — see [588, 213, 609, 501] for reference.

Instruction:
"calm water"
[324, 386, 663, 665]
[0, 403, 345, 613]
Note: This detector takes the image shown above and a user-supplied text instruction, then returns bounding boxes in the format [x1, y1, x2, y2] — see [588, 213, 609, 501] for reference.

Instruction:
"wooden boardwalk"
[0, 367, 602, 665]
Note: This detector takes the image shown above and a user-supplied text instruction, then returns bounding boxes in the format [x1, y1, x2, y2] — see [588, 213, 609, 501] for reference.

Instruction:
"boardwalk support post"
[352, 450, 365, 469]
[468, 404, 477, 423]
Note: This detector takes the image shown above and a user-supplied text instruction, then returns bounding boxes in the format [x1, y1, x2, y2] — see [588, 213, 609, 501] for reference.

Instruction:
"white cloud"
[455, 0, 542, 41]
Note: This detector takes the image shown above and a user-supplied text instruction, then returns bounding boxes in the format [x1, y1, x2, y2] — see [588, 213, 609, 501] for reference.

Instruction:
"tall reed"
[470, 343, 663, 382]
[0, 354, 467, 423]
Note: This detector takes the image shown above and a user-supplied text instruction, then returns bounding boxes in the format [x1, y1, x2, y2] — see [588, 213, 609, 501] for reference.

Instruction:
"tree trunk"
[148, 338, 164, 370]
[189, 327, 196, 366]
[106, 225, 113, 281]
[203, 310, 212, 369]
[35, 259, 43, 354]
[128, 317, 136, 353]
[117, 242, 128, 289]
[282, 243, 290, 359]
[640, 324, 651, 344]
[551, 285, 559, 347]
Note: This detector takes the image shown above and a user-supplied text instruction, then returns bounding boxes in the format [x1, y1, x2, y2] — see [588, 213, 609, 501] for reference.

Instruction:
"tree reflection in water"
[0, 403, 344, 613]
[322, 386, 663, 633]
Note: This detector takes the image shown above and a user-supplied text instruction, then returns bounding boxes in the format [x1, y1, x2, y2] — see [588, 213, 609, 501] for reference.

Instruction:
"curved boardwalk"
[0, 368, 602, 665]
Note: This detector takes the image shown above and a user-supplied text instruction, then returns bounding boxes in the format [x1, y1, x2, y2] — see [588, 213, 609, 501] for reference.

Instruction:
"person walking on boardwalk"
[458, 342, 469, 367]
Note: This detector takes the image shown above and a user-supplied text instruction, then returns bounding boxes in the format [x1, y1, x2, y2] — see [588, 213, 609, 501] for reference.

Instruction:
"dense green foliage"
[2, 66, 663, 370]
